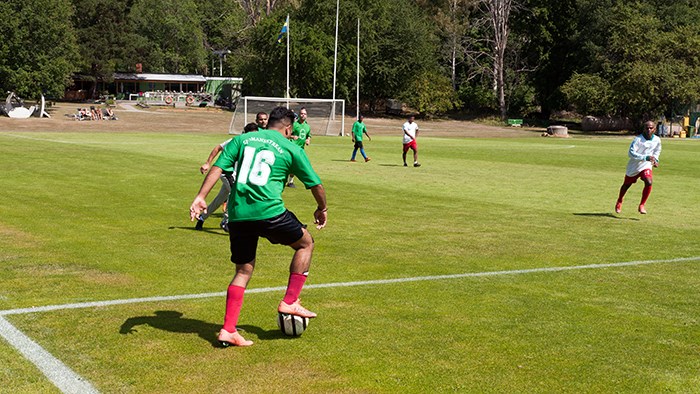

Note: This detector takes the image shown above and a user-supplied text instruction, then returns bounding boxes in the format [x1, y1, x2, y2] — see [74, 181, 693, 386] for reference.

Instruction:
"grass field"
[0, 130, 699, 393]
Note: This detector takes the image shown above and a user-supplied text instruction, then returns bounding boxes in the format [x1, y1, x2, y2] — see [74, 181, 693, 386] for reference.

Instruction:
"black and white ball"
[277, 312, 309, 336]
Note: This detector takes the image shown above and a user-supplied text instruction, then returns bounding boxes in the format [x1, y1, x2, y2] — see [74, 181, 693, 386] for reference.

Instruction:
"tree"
[563, 0, 700, 120]
[400, 70, 461, 116]
[127, 0, 208, 74]
[72, 0, 133, 98]
[483, 0, 515, 120]
[0, 0, 79, 98]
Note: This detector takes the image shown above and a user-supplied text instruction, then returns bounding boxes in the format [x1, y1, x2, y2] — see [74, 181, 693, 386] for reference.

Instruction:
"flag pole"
[286, 14, 290, 100]
[332, 0, 339, 120]
[356, 18, 360, 120]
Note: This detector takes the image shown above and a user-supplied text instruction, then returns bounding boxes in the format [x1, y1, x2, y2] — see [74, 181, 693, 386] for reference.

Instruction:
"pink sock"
[640, 185, 652, 205]
[283, 273, 307, 304]
[222, 285, 245, 332]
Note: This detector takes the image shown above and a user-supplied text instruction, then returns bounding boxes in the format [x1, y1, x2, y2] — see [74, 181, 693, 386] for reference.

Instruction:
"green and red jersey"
[214, 129, 322, 221]
[292, 120, 311, 149]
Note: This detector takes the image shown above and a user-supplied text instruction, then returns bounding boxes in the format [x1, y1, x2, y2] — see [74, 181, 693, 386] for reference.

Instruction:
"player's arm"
[627, 139, 646, 161]
[190, 166, 223, 221]
[200, 144, 224, 174]
[651, 141, 661, 167]
[310, 184, 327, 229]
[403, 129, 415, 141]
[364, 129, 371, 141]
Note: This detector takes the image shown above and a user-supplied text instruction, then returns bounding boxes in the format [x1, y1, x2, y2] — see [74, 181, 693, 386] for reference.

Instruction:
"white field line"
[0, 255, 698, 394]
[0, 317, 99, 394]
[2, 256, 699, 317]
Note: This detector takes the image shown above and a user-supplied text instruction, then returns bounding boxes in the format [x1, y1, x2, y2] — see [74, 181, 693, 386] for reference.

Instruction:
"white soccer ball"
[277, 312, 309, 336]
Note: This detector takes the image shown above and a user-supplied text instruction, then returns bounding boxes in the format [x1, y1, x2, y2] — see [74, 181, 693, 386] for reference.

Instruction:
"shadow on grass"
[119, 310, 292, 347]
[237, 324, 296, 341]
[378, 164, 404, 167]
[573, 212, 640, 221]
[120, 310, 225, 347]
[168, 226, 228, 235]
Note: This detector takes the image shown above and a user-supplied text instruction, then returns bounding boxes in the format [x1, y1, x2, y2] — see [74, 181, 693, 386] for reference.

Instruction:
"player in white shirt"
[402, 115, 421, 167]
[615, 121, 661, 214]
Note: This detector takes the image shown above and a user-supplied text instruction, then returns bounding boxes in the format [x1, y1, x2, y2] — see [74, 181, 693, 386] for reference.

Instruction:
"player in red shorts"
[402, 115, 420, 167]
[615, 121, 661, 214]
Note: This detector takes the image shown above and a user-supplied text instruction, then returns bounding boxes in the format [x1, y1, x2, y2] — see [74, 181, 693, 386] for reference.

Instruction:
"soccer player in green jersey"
[190, 106, 327, 347]
[287, 107, 311, 188]
[350, 114, 371, 162]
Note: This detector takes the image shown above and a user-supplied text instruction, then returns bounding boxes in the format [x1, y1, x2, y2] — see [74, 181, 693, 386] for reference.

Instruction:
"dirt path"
[0, 101, 543, 138]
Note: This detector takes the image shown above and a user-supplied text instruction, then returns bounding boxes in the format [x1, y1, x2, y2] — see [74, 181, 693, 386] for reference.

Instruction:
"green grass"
[1, 131, 699, 393]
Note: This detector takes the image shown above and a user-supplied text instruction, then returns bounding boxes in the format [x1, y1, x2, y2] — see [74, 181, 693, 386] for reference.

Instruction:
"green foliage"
[127, 0, 207, 74]
[458, 83, 497, 113]
[400, 70, 461, 116]
[567, 0, 700, 119]
[560, 73, 614, 116]
[0, 0, 79, 98]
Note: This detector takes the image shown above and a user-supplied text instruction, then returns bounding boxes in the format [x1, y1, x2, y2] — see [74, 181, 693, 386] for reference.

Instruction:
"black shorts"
[228, 210, 305, 264]
[354, 141, 364, 149]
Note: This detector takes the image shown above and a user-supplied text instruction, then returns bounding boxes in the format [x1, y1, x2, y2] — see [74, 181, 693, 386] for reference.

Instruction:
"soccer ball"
[277, 312, 309, 336]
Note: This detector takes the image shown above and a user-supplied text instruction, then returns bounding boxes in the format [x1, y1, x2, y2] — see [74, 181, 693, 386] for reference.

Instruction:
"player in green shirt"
[287, 107, 311, 188]
[190, 106, 328, 347]
[350, 114, 371, 162]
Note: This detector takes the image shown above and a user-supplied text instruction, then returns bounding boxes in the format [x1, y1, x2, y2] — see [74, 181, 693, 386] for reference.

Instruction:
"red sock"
[640, 185, 652, 205]
[617, 185, 628, 203]
[283, 273, 307, 304]
[222, 285, 245, 332]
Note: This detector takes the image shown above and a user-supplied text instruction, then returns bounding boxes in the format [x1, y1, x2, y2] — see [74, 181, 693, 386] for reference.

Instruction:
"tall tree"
[72, 0, 133, 98]
[483, 0, 514, 120]
[0, 0, 79, 98]
[127, 0, 208, 74]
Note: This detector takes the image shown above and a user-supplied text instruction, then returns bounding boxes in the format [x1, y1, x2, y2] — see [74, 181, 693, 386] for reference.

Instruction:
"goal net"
[229, 96, 345, 136]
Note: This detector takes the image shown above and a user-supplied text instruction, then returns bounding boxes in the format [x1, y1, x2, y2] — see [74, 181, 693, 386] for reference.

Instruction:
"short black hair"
[256, 112, 267, 120]
[243, 122, 258, 133]
[268, 106, 295, 128]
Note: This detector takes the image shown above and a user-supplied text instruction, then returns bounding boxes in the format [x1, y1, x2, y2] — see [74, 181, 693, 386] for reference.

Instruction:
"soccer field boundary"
[1, 255, 699, 317]
[0, 317, 99, 394]
[1, 255, 699, 394]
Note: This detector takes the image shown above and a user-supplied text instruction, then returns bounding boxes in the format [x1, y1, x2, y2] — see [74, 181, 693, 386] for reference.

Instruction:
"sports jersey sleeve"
[290, 148, 321, 189]
[652, 138, 661, 161]
[214, 136, 241, 173]
[627, 137, 646, 161]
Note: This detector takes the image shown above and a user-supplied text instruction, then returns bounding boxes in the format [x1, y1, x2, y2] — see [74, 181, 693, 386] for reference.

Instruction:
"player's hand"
[190, 197, 208, 221]
[650, 157, 659, 167]
[313, 208, 327, 230]
[305, 139, 310, 145]
[199, 163, 210, 174]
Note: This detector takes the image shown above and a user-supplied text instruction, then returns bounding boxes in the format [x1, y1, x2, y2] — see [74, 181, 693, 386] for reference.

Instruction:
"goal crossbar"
[229, 96, 345, 136]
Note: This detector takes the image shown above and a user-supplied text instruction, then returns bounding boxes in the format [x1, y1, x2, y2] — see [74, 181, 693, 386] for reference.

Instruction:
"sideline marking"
[0, 317, 98, 394]
[0, 255, 698, 394]
[2, 256, 698, 317]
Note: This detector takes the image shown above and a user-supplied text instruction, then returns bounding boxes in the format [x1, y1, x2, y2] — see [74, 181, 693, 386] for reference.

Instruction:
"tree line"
[1, 0, 698, 121]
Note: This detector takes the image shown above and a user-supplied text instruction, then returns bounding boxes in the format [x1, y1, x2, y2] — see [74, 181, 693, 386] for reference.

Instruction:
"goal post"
[229, 96, 345, 136]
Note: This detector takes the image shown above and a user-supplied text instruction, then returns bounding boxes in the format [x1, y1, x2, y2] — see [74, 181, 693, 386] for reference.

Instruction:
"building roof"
[113, 73, 207, 83]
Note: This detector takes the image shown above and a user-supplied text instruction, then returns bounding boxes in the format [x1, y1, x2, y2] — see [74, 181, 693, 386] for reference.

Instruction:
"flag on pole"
[277, 15, 289, 44]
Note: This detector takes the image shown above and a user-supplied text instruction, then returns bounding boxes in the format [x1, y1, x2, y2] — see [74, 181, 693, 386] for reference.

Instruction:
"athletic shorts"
[624, 168, 652, 185]
[403, 140, 417, 152]
[354, 141, 364, 149]
[227, 210, 305, 264]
